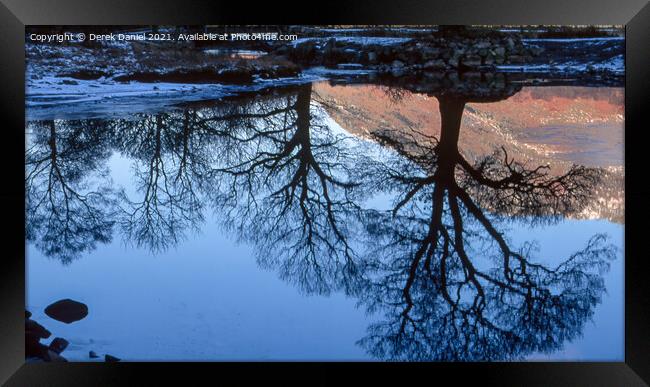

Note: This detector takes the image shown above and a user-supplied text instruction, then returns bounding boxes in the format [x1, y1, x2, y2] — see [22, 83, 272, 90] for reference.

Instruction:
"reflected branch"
[25, 120, 119, 263]
[355, 92, 614, 360]
[202, 84, 367, 295]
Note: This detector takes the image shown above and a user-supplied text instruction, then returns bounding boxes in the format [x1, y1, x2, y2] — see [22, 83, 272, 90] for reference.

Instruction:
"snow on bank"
[522, 37, 624, 42]
[317, 27, 437, 34]
[26, 73, 324, 121]
[290, 36, 412, 47]
[502, 37, 624, 75]
[303, 66, 376, 77]
[496, 54, 624, 76]
[26, 35, 624, 120]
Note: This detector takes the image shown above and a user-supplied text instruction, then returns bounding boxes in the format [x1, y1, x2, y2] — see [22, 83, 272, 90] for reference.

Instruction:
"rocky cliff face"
[314, 82, 624, 223]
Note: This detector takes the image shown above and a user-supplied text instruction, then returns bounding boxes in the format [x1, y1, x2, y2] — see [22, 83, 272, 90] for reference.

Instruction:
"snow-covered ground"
[316, 27, 437, 34]
[26, 74, 324, 121]
[522, 37, 624, 42]
[290, 36, 413, 47]
[508, 37, 625, 75]
[497, 54, 624, 75]
[25, 35, 624, 121]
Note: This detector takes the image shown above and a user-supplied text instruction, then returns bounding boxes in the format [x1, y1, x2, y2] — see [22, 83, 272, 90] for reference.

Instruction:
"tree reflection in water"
[25, 119, 121, 263]
[202, 84, 366, 296]
[354, 87, 614, 360]
[25, 79, 617, 360]
[111, 110, 212, 252]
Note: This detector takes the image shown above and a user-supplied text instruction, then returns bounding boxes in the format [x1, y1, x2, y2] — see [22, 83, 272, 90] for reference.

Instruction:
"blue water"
[508, 220, 624, 361]
[26, 208, 623, 361]
[25, 83, 624, 362]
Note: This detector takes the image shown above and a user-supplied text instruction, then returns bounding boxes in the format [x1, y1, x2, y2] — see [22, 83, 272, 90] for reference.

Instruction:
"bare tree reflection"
[358, 208, 614, 360]
[354, 90, 614, 360]
[111, 110, 212, 252]
[204, 84, 366, 295]
[24, 77, 617, 360]
[25, 120, 120, 263]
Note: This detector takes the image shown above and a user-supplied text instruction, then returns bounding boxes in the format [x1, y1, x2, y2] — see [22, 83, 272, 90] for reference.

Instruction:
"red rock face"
[315, 83, 623, 165]
[314, 82, 624, 223]
[463, 87, 624, 168]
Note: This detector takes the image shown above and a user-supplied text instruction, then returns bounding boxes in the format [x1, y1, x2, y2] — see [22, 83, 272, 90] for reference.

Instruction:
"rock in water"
[25, 319, 51, 339]
[26, 340, 48, 359]
[45, 350, 67, 362]
[89, 350, 99, 359]
[105, 354, 120, 362]
[44, 299, 88, 324]
[48, 337, 69, 354]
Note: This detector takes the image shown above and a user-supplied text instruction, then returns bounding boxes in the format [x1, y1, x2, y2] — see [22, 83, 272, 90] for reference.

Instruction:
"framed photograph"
[1, 0, 648, 385]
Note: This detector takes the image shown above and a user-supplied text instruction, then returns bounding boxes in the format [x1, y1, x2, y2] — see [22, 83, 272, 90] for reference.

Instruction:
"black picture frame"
[1, 0, 648, 385]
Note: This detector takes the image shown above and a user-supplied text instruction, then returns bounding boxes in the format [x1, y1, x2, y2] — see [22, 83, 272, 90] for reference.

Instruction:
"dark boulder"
[48, 337, 69, 354]
[423, 59, 446, 70]
[274, 45, 289, 56]
[493, 46, 506, 57]
[105, 354, 121, 362]
[215, 67, 255, 84]
[291, 40, 317, 63]
[460, 55, 482, 68]
[44, 299, 88, 324]
[323, 38, 336, 57]
[26, 339, 49, 359]
[59, 69, 109, 80]
[507, 55, 526, 64]
[422, 47, 441, 60]
[257, 63, 300, 79]
[115, 67, 255, 84]
[89, 350, 99, 359]
[45, 350, 68, 362]
[25, 318, 51, 339]
[25, 316, 51, 359]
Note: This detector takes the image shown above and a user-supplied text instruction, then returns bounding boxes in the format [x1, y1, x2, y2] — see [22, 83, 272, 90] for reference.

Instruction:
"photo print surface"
[25, 25, 624, 362]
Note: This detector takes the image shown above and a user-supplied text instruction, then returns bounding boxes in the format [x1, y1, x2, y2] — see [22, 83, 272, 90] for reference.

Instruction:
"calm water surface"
[26, 81, 624, 361]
